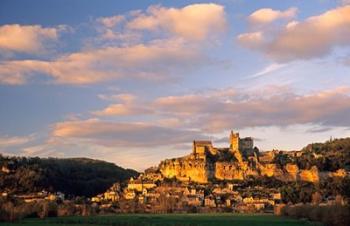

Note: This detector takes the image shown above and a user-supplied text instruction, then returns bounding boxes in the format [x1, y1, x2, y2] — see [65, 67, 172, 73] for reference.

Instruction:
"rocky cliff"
[158, 135, 349, 184]
[159, 155, 214, 183]
[159, 153, 335, 184]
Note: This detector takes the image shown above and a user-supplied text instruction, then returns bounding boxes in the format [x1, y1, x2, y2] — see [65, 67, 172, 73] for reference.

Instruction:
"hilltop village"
[89, 131, 349, 214]
[0, 131, 349, 218]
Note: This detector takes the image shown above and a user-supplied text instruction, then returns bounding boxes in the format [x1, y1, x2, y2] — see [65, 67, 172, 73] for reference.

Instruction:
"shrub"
[57, 202, 75, 217]
[280, 204, 350, 226]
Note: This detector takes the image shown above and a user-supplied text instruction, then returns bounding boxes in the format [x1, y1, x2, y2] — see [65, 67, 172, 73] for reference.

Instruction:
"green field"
[1, 214, 322, 226]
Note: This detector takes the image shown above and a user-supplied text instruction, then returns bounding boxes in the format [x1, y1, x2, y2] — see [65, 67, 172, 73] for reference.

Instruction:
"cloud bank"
[0, 3, 227, 85]
[238, 6, 350, 62]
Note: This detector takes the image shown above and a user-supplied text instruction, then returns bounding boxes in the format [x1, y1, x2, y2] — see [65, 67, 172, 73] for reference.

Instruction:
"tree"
[281, 184, 299, 204]
[311, 192, 322, 204]
[341, 177, 350, 200]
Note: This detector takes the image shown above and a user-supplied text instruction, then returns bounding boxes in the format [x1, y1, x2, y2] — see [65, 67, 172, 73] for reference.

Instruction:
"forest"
[0, 156, 138, 197]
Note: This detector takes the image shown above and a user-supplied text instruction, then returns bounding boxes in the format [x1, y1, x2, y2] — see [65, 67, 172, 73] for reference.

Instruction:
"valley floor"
[1, 214, 322, 226]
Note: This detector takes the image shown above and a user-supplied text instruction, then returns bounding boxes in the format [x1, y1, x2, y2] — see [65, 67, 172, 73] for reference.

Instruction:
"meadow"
[1, 214, 322, 226]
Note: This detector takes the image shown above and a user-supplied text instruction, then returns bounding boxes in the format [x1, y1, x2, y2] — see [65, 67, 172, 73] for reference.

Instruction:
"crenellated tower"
[229, 131, 240, 151]
[229, 131, 243, 162]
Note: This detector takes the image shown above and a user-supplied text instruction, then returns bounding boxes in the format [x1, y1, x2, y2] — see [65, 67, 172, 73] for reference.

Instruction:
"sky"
[1, 0, 350, 170]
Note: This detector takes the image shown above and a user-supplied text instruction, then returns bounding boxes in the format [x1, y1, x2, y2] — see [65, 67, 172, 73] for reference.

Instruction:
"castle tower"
[229, 131, 243, 162]
[192, 140, 213, 159]
[229, 131, 240, 151]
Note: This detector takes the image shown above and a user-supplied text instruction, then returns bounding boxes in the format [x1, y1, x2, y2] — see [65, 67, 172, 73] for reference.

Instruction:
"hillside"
[298, 138, 350, 171]
[0, 155, 138, 197]
[158, 132, 350, 184]
[270, 138, 350, 172]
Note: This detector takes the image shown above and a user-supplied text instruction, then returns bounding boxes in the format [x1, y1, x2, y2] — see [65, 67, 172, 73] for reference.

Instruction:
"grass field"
[1, 214, 322, 226]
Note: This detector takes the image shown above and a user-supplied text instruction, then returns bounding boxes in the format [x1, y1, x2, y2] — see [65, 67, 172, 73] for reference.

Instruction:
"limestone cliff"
[259, 163, 281, 178]
[159, 155, 214, 183]
[298, 166, 319, 183]
[284, 164, 299, 181]
[215, 162, 244, 180]
[157, 132, 349, 184]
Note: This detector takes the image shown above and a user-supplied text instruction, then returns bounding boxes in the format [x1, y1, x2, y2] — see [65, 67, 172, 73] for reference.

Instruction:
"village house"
[127, 177, 156, 192]
[123, 189, 136, 200]
[236, 196, 275, 212]
[1, 166, 10, 173]
[104, 191, 119, 202]
[143, 168, 164, 182]
[204, 195, 216, 207]
[15, 191, 65, 203]
[143, 190, 160, 204]
[91, 194, 103, 203]
[272, 192, 282, 203]
[91, 183, 120, 203]
[1, 192, 8, 197]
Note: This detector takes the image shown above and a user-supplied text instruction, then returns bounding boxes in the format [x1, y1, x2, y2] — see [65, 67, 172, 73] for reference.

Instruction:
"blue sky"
[1, 0, 350, 170]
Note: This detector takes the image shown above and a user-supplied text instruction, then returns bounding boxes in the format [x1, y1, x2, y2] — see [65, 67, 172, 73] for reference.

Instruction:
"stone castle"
[158, 131, 331, 184]
[192, 131, 254, 161]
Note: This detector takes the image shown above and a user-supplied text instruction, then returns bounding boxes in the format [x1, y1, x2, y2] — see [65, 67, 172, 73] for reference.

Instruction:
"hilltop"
[1, 135, 349, 199]
[0, 156, 138, 197]
[297, 137, 350, 171]
[156, 132, 349, 184]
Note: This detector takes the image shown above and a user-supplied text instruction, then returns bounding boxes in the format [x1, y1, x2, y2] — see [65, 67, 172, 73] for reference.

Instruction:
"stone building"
[158, 130, 328, 184]
[229, 131, 254, 160]
[127, 177, 156, 192]
[192, 140, 216, 158]
[159, 130, 256, 183]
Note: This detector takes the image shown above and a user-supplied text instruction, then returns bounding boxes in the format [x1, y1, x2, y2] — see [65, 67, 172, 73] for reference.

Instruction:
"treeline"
[279, 177, 350, 204]
[298, 138, 350, 171]
[0, 198, 99, 222]
[280, 204, 350, 226]
[273, 137, 350, 171]
[0, 155, 138, 197]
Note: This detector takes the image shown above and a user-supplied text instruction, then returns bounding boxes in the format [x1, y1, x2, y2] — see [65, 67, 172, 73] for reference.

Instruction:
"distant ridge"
[0, 155, 139, 197]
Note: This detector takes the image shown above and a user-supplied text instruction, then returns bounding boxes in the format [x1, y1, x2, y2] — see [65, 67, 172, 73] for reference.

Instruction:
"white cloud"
[237, 32, 264, 49]
[0, 39, 208, 85]
[97, 15, 124, 28]
[249, 7, 298, 25]
[35, 85, 350, 166]
[20, 137, 191, 170]
[152, 86, 350, 132]
[16, 86, 350, 168]
[127, 3, 227, 40]
[249, 63, 287, 78]
[97, 93, 137, 102]
[94, 3, 226, 43]
[0, 72, 28, 85]
[0, 135, 34, 148]
[0, 4, 226, 86]
[52, 118, 207, 147]
[0, 24, 65, 54]
[340, 0, 350, 5]
[238, 5, 350, 62]
[93, 104, 153, 116]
